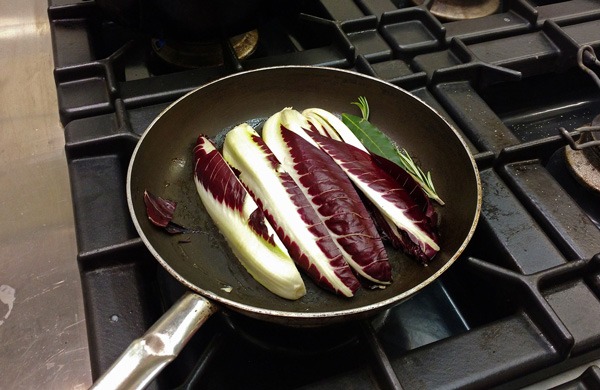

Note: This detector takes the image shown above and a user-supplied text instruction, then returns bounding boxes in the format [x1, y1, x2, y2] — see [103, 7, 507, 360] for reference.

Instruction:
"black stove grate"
[49, 0, 600, 388]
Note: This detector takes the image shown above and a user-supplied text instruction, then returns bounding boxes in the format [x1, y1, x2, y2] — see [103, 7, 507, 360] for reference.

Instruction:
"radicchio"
[193, 135, 306, 300]
[262, 108, 392, 284]
[371, 154, 438, 228]
[306, 131, 440, 262]
[144, 190, 177, 227]
[222, 123, 361, 297]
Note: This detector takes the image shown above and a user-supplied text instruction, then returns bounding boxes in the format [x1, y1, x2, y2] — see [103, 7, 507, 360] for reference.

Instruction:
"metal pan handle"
[90, 291, 218, 390]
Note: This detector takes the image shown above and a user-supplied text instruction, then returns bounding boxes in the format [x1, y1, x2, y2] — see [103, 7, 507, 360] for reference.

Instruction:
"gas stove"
[49, 0, 600, 388]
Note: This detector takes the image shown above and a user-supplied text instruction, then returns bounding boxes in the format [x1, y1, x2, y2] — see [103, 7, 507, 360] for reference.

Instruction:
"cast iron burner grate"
[49, 0, 600, 388]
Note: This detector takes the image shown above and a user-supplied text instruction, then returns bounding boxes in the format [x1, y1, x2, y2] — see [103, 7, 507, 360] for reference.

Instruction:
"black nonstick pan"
[92, 66, 481, 389]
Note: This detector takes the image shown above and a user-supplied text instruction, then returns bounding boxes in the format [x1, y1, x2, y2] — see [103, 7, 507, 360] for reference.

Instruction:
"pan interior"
[128, 67, 480, 319]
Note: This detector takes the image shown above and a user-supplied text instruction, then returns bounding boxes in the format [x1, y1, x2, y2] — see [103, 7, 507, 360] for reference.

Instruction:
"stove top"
[49, 0, 600, 388]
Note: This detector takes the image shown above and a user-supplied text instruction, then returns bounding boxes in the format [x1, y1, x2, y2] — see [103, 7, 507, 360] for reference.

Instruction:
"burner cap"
[565, 114, 600, 194]
[413, 0, 501, 20]
[151, 30, 258, 69]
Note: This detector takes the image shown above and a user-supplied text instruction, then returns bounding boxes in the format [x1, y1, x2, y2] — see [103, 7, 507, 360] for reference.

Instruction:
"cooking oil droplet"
[171, 157, 186, 168]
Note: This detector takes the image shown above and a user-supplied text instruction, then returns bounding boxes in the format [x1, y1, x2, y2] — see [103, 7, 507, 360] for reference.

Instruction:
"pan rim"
[126, 65, 482, 321]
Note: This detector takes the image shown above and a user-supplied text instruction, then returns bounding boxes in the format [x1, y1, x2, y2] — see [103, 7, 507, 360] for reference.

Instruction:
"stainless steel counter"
[0, 1, 91, 388]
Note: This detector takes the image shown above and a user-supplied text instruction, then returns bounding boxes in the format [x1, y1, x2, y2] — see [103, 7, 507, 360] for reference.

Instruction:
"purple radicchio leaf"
[306, 131, 440, 263]
[193, 134, 306, 300]
[144, 190, 176, 227]
[223, 123, 361, 297]
[261, 108, 392, 285]
[370, 154, 438, 228]
[143, 191, 198, 234]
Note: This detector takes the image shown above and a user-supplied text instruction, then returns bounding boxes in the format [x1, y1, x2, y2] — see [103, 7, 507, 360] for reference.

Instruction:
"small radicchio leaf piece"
[144, 190, 177, 227]
[143, 190, 198, 234]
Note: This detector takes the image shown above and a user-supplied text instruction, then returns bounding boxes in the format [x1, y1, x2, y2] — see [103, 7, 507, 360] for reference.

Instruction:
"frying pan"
[92, 66, 481, 389]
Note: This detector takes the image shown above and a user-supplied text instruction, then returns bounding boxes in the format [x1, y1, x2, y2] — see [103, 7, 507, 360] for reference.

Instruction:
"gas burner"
[565, 114, 600, 194]
[222, 312, 360, 356]
[151, 30, 259, 69]
[412, 0, 501, 20]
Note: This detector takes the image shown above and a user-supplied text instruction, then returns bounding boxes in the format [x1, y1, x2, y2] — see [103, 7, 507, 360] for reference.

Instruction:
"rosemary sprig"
[352, 96, 370, 121]
[396, 148, 444, 205]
